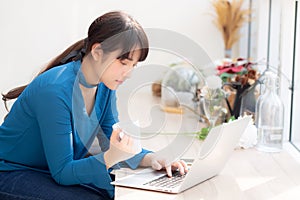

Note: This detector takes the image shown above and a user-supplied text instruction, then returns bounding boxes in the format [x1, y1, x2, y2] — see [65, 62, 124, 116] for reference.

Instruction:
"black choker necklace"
[78, 69, 98, 88]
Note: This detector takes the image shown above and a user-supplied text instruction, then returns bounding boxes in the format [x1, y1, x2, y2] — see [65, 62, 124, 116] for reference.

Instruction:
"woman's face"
[99, 49, 141, 90]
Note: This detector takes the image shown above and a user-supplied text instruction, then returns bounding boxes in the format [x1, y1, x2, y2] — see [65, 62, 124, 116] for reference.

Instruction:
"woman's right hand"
[104, 128, 141, 169]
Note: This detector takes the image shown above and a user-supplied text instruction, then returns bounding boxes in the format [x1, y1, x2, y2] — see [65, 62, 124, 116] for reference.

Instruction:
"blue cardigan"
[0, 60, 149, 196]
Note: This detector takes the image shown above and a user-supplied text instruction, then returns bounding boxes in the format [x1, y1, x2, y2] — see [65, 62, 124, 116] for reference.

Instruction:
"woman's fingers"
[151, 158, 189, 177]
[168, 160, 189, 176]
[111, 129, 121, 143]
[165, 165, 172, 177]
[178, 160, 189, 173]
[170, 161, 184, 175]
[127, 135, 133, 146]
[117, 133, 140, 154]
[120, 133, 129, 145]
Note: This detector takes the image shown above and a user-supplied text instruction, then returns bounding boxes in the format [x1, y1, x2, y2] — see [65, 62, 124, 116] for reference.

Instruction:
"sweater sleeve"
[32, 85, 114, 192]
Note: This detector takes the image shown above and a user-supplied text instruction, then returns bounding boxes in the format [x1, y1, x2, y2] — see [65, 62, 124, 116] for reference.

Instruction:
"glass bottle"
[255, 71, 284, 152]
[255, 71, 268, 126]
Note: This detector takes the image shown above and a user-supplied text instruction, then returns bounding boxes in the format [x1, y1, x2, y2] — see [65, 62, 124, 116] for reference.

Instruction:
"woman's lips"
[116, 80, 124, 84]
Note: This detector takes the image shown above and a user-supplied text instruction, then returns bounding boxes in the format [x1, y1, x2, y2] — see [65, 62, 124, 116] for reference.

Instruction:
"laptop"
[111, 116, 252, 193]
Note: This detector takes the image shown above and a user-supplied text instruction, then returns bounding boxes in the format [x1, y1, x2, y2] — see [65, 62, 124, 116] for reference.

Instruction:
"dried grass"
[212, 0, 251, 49]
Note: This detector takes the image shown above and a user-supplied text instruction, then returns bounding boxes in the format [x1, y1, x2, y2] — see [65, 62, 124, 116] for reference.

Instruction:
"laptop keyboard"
[143, 171, 186, 188]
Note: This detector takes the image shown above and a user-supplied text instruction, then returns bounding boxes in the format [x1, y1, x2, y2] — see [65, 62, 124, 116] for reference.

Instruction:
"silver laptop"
[111, 116, 251, 193]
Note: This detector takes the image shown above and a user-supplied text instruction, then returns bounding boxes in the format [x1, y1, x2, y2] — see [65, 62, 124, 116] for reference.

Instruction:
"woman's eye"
[121, 61, 127, 66]
[119, 59, 137, 68]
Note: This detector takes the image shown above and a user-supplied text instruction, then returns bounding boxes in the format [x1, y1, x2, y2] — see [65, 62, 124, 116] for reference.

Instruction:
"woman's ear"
[90, 43, 103, 61]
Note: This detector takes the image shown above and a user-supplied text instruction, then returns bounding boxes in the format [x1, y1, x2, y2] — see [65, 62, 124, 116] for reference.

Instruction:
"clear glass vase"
[202, 88, 226, 128]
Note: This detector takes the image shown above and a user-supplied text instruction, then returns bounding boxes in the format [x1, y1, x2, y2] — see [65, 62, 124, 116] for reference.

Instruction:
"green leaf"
[196, 127, 211, 140]
[228, 116, 236, 122]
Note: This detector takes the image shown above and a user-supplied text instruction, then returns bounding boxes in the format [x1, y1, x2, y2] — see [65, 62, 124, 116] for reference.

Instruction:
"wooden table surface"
[114, 145, 300, 200]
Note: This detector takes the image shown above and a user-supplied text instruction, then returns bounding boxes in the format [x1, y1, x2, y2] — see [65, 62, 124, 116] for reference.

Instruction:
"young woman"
[0, 11, 187, 200]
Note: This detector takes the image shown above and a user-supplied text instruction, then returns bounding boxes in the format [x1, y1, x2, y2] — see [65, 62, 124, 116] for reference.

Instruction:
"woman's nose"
[123, 67, 134, 78]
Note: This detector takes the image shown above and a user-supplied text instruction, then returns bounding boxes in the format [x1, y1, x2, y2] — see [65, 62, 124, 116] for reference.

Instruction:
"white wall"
[0, 0, 225, 121]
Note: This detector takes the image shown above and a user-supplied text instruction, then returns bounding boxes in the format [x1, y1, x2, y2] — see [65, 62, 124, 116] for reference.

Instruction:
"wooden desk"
[114, 146, 300, 200]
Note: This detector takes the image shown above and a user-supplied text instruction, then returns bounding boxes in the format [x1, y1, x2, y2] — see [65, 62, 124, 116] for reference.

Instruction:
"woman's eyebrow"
[124, 57, 138, 66]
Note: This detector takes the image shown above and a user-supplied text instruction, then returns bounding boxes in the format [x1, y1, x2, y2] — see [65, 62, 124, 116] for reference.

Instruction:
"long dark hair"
[2, 11, 149, 111]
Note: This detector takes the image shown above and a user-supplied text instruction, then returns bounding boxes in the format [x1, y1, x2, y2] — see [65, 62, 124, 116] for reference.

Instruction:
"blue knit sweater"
[0, 60, 149, 196]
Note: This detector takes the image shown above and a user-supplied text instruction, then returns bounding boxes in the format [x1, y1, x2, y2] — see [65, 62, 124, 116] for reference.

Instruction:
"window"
[248, 0, 298, 149]
[290, 0, 299, 150]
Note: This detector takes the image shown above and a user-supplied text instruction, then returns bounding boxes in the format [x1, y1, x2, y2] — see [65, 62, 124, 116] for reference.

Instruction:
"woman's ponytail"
[41, 39, 86, 74]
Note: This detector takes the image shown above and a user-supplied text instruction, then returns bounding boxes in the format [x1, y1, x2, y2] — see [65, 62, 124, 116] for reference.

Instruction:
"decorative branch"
[211, 0, 251, 50]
